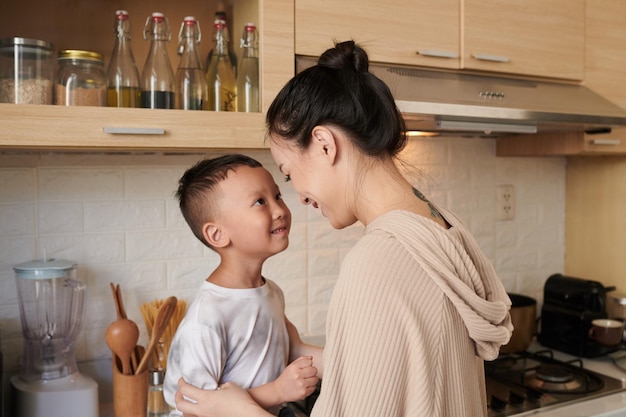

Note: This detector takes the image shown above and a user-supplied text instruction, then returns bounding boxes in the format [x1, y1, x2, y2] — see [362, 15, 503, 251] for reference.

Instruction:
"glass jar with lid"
[0, 37, 54, 104]
[55, 50, 107, 106]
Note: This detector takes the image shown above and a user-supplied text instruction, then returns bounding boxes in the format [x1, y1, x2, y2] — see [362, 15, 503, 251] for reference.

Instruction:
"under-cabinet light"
[406, 131, 439, 137]
[436, 119, 538, 134]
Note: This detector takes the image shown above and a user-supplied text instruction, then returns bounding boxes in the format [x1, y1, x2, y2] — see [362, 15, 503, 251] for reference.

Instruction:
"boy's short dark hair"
[176, 154, 263, 247]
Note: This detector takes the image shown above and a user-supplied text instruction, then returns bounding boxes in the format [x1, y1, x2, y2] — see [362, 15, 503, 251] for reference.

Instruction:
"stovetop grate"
[485, 350, 625, 416]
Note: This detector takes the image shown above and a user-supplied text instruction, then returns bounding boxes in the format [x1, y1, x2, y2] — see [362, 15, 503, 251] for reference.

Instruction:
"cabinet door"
[584, 0, 626, 110]
[463, 0, 584, 80]
[295, 0, 460, 69]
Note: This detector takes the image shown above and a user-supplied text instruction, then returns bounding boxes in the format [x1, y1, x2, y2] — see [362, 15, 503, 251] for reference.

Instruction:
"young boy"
[164, 154, 323, 415]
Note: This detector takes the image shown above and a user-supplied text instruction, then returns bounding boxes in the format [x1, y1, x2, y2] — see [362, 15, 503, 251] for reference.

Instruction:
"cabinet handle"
[416, 49, 459, 59]
[590, 138, 621, 146]
[471, 53, 510, 63]
[103, 127, 166, 135]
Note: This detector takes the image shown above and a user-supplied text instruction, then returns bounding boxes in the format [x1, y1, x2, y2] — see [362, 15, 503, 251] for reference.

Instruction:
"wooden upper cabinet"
[0, 0, 294, 151]
[295, 0, 461, 70]
[584, 0, 626, 109]
[463, 0, 585, 81]
[296, 0, 585, 81]
[496, 0, 626, 157]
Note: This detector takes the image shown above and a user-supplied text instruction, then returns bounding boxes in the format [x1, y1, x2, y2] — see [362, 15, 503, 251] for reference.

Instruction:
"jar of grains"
[55, 50, 107, 106]
[0, 37, 54, 104]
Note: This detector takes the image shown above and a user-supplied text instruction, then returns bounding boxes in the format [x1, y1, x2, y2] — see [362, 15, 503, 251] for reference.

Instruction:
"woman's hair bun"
[318, 40, 369, 73]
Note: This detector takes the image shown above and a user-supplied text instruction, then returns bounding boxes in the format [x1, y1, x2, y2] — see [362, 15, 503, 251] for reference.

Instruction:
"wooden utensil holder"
[113, 345, 149, 417]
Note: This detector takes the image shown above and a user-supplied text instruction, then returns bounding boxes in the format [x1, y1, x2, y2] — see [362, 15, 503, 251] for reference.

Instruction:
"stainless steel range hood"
[297, 56, 626, 137]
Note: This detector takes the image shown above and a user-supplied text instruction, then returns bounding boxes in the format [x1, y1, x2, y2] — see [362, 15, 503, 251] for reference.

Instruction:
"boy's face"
[213, 165, 291, 258]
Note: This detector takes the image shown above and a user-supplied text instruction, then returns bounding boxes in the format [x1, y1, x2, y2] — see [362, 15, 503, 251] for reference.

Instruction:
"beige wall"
[565, 157, 626, 291]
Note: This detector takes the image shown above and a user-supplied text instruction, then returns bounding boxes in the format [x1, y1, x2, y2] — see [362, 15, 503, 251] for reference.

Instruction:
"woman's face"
[270, 133, 357, 229]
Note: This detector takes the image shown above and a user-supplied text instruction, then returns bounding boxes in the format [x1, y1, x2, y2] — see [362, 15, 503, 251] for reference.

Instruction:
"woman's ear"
[311, 125, 338, 164]
[203, 223, 229, 248]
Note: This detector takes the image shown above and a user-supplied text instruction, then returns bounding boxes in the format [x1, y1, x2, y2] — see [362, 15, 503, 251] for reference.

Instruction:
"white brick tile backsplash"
[308, 276, 338, 305]
[166, 199, 188, 228]
[124, 167, 185, 198]
[0, 203, 35, 235]
[84, 261, 168, 297]
[38, 233, 126, 264]
[278, 278, 308, 307]
[308, 249, 341, 277]
[0, 140, 568, 373]
[168, 256, 221, 290]
[285, 304, 308, 336]
[126, 230, 203, 261]
[0, 168, 35, 202]
[84, 200, 166, 231]
[0, 237, 36, 268]
[264, 248, 308, 281]
[38, 168, 124, 200]
[308, 303, 329, 335]
[38, 202, 84, 234]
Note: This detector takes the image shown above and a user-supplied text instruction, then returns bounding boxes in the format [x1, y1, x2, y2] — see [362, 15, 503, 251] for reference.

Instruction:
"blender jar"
[13, 258, 84, 381]
[0, 37, 54, 104]
[11, 258, 98, 417]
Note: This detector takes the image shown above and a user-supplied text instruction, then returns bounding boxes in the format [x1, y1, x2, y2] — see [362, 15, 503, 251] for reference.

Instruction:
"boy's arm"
[247, 356, 318, 409]
[286, 317, 324, 379]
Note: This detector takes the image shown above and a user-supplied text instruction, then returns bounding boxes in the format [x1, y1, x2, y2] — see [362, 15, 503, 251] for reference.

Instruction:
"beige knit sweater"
[311, 209, 512, 417]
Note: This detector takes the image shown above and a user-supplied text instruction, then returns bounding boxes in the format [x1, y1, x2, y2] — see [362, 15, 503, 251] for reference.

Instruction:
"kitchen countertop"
[95, 337, 626, 417]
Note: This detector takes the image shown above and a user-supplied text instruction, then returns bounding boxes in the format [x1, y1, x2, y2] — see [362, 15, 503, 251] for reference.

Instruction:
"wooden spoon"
[106, 318, 140, 375]
[109, 282, 139, 371]
[116, 284, 129, 320]
[135, 296, 177, 375]
[110, 282, 123, 319]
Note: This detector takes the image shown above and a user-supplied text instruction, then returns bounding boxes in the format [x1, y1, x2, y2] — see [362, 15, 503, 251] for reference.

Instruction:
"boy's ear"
[203, 222, 229, 248]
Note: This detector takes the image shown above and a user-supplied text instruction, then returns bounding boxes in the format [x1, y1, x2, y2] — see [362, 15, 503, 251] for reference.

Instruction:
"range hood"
[297, 56, 626, 137]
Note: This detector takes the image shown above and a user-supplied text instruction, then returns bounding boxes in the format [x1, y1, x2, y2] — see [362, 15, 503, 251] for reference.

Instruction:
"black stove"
[485, 349, 625, 416]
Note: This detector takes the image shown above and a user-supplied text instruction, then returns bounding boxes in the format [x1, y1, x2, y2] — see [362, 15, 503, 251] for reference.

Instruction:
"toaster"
[538, 273, 618, 357]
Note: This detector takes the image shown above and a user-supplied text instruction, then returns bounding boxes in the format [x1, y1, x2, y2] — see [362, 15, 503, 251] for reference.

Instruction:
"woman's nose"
[301, 196, 311, 205]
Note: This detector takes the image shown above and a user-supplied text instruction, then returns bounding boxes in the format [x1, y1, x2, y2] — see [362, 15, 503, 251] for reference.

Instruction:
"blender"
[10, 258, 98, 417]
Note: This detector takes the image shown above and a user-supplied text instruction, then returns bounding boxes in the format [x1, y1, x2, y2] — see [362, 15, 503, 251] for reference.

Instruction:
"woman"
[176, 40, 512, 417]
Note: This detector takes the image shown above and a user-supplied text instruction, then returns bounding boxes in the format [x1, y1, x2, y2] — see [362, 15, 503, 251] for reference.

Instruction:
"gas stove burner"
[536, 365, 574, 383]
[524, 363, 603, 394]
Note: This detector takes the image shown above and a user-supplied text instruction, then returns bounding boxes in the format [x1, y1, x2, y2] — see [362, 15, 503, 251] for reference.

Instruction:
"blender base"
[11, 372, 98, 417]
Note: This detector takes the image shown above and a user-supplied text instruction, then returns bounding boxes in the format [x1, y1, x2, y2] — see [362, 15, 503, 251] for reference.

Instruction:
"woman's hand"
[175, 378, 271, 417]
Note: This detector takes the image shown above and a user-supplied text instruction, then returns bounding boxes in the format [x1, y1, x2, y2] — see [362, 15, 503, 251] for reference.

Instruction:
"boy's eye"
[276, 192, 283, 201]
[284, 175, 291, 182]
[255, 198, 266, 206]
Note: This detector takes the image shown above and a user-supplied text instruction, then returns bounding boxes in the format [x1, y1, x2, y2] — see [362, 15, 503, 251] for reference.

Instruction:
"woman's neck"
[352, 157, 446, 228]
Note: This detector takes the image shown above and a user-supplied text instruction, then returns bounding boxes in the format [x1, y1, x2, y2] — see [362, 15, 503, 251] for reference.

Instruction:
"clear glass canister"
[55, 49, 107, 106]
[0, 37, 54, 104]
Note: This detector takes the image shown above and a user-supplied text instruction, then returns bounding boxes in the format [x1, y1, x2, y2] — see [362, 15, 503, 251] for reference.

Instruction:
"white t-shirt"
[163, 278, 289, 410]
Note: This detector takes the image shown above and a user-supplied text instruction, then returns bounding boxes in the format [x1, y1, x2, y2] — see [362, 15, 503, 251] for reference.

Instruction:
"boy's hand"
[273, 355, 319, 403]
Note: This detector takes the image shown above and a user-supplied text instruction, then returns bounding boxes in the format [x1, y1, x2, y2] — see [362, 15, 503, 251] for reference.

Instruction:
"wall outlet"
[497, 185, 515, 220]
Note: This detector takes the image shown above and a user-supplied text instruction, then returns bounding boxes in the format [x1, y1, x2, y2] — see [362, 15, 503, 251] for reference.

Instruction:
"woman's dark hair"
[176, 154, 263, 247]
[266, 40, 407, 157]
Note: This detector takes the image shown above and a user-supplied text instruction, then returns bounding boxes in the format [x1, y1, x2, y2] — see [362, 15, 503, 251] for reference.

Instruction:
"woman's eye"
[284, 175, 291, 183]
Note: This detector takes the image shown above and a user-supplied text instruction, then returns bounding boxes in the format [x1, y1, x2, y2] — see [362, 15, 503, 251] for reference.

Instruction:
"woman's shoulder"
[342, 224, 417, 277]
